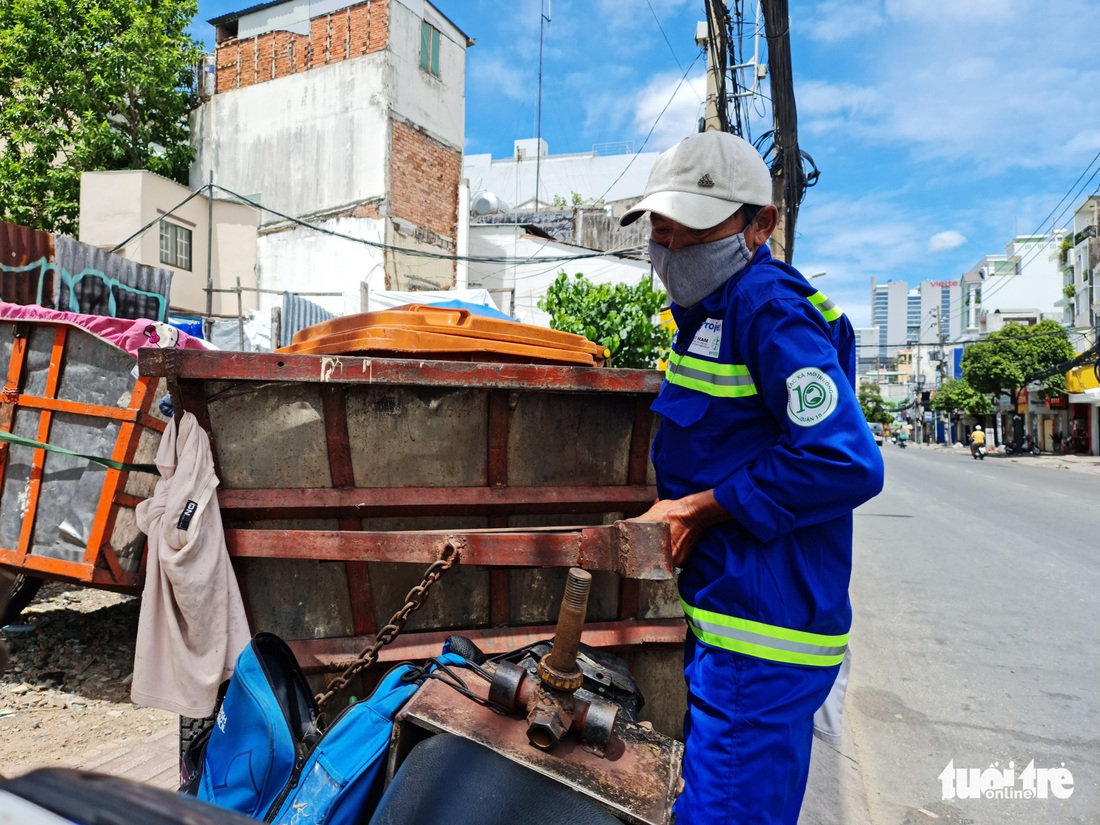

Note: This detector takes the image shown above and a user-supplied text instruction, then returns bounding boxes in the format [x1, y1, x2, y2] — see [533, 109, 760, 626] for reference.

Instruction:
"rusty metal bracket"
[395, 671, 683, 825]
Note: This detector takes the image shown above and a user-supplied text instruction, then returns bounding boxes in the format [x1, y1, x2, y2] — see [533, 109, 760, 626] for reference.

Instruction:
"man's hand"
[630, 490, 731, 567]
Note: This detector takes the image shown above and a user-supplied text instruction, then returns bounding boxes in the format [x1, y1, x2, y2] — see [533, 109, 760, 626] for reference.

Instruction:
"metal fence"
[0, 221, 173, 321]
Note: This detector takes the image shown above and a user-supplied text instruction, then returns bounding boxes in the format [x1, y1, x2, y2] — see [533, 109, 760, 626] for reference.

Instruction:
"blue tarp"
[169, 316, 204, 339]
[422, 299, 515, 322]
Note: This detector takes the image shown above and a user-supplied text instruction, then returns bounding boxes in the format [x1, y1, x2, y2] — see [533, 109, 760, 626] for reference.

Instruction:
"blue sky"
[192, 0, 1100, 327]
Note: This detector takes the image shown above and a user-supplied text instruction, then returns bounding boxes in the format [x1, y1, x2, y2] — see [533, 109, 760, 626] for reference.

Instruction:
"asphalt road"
[843, 444, 1100, 824]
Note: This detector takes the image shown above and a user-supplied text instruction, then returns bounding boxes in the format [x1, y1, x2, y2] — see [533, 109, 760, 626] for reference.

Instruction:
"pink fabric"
[0, 300, 209, 358]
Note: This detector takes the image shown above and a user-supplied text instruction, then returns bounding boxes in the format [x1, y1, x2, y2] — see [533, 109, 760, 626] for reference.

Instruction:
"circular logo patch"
[785, 368, 838, 427]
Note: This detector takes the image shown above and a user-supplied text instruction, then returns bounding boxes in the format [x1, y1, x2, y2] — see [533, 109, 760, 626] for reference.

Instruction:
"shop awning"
[1066, 362, 1099, 394]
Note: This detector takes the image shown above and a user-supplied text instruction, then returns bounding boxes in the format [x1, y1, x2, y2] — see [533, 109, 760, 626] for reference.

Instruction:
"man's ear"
[746, 204, 779, 249]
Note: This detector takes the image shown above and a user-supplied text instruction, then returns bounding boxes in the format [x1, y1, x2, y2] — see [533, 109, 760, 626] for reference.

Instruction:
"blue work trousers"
[674, 633, 840, 825]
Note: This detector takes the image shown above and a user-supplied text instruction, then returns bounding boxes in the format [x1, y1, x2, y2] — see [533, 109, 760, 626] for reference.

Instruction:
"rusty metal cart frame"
[139, 349, 687, 705]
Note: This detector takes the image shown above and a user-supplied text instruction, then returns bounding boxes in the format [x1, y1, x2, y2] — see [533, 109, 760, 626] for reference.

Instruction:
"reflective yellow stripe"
[808, 291, 843, 322]
[681, 598, 848, 667]
[666, 351, 757, 398]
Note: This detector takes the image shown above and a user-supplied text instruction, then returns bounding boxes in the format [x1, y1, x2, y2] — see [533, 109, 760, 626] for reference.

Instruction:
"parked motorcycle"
[1004, 435, 1040, 456]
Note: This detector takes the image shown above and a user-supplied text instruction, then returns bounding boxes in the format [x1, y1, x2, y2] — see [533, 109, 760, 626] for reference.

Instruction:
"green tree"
[929, 378, 993, 416]
[857, 381, 891, 424]
[0, 0, 202, 234]
[538, 272, 671, 368]
[961, 320, 1075, 406]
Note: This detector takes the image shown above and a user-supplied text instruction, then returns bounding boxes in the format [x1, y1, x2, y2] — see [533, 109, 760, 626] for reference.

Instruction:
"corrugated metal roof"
[209, 0, 471, 43]
[282, 291, 336, 344]
[209, 0, 285, 26]
[0, 220, 56, 306]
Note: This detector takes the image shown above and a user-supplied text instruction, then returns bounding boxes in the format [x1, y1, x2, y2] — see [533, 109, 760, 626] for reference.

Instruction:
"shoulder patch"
[785, 368, 838, 427]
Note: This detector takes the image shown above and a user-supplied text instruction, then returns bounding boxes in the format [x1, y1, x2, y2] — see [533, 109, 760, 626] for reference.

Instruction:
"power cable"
[854, 325, 1093, 349]
[644, 0, 701, 102]
[593, 50, 703, 205]
[212, 184, 646, 266]
[108, 184, 212, 253]
[977, 157, 1100, 306]
[1022, 148, 1100, 242]
[107, 179, 655, 268]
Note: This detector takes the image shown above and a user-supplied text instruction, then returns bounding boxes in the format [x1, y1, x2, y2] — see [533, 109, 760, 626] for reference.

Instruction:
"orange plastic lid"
[278, 304, 609, 366]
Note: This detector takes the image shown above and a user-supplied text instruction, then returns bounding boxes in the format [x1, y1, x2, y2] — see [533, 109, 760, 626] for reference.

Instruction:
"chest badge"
[687, 318, 723, 358]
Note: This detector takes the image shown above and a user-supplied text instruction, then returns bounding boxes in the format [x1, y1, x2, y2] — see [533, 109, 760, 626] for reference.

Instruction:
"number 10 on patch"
[786, 368, 838, 427]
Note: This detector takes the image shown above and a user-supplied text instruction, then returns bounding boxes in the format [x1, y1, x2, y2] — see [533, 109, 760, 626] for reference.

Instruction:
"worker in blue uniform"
[621, 131, 884, 824]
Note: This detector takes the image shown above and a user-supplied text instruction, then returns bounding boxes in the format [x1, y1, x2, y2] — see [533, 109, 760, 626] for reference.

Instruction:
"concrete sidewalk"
[908, 442, 1100, 475]
[73, 724, 178, 790]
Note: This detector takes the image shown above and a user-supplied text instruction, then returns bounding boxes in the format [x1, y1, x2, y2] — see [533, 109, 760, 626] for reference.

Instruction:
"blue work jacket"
[652, 246, 884, 667]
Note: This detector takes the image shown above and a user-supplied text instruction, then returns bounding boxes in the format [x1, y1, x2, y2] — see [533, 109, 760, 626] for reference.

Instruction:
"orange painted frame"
[0, 321, 166, 589]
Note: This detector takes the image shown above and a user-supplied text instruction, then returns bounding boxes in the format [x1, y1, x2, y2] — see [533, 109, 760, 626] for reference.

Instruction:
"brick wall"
[389, 119, 460, 240]
[215, 0, 389, 93]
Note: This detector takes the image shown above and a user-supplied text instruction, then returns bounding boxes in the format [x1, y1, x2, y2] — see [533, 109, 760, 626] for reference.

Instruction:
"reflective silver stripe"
[667, 360, 755, 388]
[686, 615, 848, 659]
[808, 291, 843, 322]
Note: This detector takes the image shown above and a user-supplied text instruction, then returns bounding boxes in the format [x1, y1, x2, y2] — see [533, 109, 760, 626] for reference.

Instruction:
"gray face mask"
[648, 233, 754, 308]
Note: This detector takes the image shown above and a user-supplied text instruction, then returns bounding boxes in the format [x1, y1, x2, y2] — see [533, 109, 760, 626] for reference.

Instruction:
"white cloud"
[929, 230, 967, 252]
[594, 0, 693, 32]
[468, 56, 531, 103]
[797, 0, 1100, 173]
[786, 192, 959, 325]
[883, 0, 1025, 24]
[803, 0, 885, 43]
[629, 72, 708, 153]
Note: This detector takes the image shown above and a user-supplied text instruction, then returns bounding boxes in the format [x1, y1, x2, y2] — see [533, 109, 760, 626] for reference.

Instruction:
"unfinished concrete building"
[191, 0, 470, 316]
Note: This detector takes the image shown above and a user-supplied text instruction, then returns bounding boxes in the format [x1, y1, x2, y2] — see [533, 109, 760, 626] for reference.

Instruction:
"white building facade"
[79, 170, 259, 317]
[465, 140, 660, 214]
[466, 223, 651, 327]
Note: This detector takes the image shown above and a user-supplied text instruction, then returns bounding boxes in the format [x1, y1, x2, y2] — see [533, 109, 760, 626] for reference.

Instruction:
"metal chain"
[314, 544, 459, 712]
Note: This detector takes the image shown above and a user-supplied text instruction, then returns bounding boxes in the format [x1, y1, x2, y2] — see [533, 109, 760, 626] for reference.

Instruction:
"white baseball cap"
[620, 131, 773, 229]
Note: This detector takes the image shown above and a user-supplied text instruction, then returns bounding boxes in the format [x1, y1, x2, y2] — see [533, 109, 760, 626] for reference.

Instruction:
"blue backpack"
[192, 632, 460, 824]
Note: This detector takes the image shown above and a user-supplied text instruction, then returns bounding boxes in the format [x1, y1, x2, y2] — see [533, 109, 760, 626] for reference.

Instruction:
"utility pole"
[699, 1, 729, 132]
[761, 0, 799, 263]
[915, 324, 923, 445]
[936, 305, 947, 443]
[205, 170, 214, 317]
[534, 0, 551, 211]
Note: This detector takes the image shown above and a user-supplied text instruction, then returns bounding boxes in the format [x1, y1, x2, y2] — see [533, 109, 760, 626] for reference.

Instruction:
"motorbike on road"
[971, 443, 986, 460]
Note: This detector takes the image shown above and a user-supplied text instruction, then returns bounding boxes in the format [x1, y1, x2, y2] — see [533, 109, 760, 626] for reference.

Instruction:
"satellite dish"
[472, 191, 501, 216]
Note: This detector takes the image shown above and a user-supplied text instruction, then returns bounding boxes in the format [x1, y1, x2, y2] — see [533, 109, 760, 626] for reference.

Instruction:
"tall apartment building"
[869, 277, 951, 387]
[190, 0, 471, 315]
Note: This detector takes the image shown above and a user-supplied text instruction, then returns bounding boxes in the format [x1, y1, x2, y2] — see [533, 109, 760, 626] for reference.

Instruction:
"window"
[420, 20, 440, 77]
[159, 221, 192, 271]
